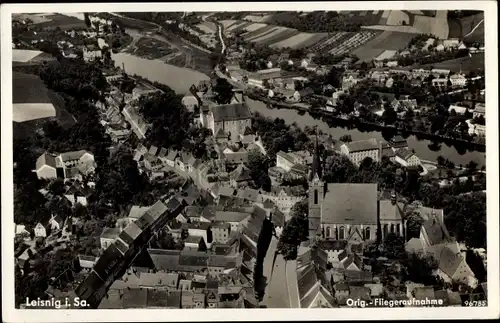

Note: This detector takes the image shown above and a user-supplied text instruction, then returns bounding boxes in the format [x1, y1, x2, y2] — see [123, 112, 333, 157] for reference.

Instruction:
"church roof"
[321, 183, 378, 225]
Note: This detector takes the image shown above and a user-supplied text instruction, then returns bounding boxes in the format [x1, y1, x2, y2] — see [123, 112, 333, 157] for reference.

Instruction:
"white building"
[449, 73, 467, 87]
[394, 149, 421, 168]
[449, 105, 468, 115]
[339, 138, 380, 166]
[35, 150, 96, 181]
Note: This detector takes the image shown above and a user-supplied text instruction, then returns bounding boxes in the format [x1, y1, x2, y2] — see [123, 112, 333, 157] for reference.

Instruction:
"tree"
[405, 211, 424, 240]
[246, 151, 271, 192]
[212, 77, 234, 104]
[277, 200, 308, 260]
[383, 233, 406, 259]
[84, 13, 91, 27]
[48, 178, 66, 196]
[382, 106, 398, 125]
[402, 252, 440, 286]
[339, 134, 352, 143]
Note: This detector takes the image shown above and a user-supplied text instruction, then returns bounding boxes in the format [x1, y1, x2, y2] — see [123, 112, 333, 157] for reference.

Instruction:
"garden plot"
[311, 32, 348, 51]
[258, 29, 301, 46]
[270, 32, 317, 49]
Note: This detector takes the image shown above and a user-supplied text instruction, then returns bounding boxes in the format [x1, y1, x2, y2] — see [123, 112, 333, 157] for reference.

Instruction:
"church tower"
[308, 135, 324, 242]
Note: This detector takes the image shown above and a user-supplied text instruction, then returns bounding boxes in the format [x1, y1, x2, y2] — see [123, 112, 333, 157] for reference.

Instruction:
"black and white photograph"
[1, 1, 498, 322]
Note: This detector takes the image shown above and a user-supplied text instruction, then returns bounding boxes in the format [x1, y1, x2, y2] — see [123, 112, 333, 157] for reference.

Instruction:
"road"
[285, 259, 300, 308]
[261, 237, 291, 308]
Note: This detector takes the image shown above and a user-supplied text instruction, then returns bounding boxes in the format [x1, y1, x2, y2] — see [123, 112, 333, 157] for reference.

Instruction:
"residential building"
[432, 78, 448, 87]
[122, 105, 150, 139]
[35, 150, 96, 181]
[296, 247, 335, 308]
[214, 211, 251, 233]
[473, 103, 485, 118]
[100, 227, 120, 249]
[431, 69, 451, 78]
[269, 186, 305, 213]
[449, 73, 467, 87]
[340, 138, 380, 166]
[394, 149, 421, 168]
[182, 93, 199, 113]
[448, 105, 468, 115]
[211, 222, 231, 244]
[229, 164, 252, 188]
[83, 45, 102, 62]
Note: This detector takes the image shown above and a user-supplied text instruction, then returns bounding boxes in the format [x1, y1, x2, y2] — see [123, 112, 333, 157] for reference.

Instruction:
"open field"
[242, 23, 268, 33]
[246, 27, 281, 42]
[28, 13, 88, 30]
[353, 30, 418, 61]
[419, 53, 484, 73]
[327, 31, 380, 56]
[270, 32, 317, 49]
[250, 27, 292, 44]
[243, 14, 272, 23]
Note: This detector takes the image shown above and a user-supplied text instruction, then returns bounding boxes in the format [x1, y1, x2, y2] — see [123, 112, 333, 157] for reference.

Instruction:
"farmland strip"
[242, 25, 276, 39]
[261, 29, 301, 47]
[247, 27, 280, 41]
[231, 21, 255, 34]
[297, 33, 329, 49]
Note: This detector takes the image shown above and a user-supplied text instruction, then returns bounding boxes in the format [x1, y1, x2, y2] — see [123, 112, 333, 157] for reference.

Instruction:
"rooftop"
[343, 138, 379, 152]
[210, 103, 251, 122]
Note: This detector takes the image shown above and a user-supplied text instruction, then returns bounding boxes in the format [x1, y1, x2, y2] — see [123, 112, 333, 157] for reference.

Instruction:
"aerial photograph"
[11, 9, 487, 310]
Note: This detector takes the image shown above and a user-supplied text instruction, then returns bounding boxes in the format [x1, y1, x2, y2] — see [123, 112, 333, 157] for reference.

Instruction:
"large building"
[204, 102, 252, 142]
[35, 150, 96, 180]
[340, 138, 381, 166]
[308, 143, 405, 243]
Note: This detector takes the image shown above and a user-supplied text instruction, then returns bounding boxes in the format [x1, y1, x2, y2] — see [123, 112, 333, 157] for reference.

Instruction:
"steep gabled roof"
[36, 152, 57, 170]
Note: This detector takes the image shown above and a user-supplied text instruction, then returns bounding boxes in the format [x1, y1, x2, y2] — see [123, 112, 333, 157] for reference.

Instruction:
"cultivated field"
[352, 30, 419, 61]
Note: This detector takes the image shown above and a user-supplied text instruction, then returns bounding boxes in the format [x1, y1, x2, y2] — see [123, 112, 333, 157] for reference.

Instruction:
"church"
[307, 141, 405, 244]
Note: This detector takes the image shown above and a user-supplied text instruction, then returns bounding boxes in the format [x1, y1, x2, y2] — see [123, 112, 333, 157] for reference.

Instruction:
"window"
[365, 227, 371, 240]
[313, 189, 318, 204]
[383, 224, 388, 237]
[339, 227, 345, 240]
[390, 224, 395, 233]
[326, 227, 331, 238]
[396, 224, 401, 235]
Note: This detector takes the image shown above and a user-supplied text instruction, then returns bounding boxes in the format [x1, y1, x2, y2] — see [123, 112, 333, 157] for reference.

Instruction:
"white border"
[1, 2, 498, 322]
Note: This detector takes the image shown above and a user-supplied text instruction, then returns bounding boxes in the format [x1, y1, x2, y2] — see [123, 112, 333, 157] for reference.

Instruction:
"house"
[448, 105, 468, 115]
[341, 74, 359, 91]
[473, 103, 485, 118]
[269, 186, 305, 214]
[340, 138, 380, 166]
[15, 224, 31, 241]
[122, 105, 150, 139]
[100, 227, 120, 249]
[394, 149, 420, 168]
[295, 87, 314, 102]
[214, 211, 251, 233]
[182, 93, 199, 113]
[388, 135, 408, 149]
[184, 235, 204, 250]
[165, 150, 179, 167]
[432, 78, 448, 87]
[296, 247, 335, 308]
[385, 77, 394, 88]
[211, 222, 231, 244]
[431, 69, 451, 78]
[449, 73, 467, 87]
[318, 240, 348, 265]
[83, 45, 102, 62]
[435, 44, 445, 52]
[34, 214, 65, 238]
[443, 39, 460, 49]
[229, 164, 252, 188]
[205, 103, 252, 142]
[35, 153, 58, 179]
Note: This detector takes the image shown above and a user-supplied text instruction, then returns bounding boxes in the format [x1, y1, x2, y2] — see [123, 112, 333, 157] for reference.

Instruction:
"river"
[110, 30, 485, 167]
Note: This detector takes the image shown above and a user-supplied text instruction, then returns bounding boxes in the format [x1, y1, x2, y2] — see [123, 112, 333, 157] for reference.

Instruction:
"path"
[464, 19, 484, 38]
